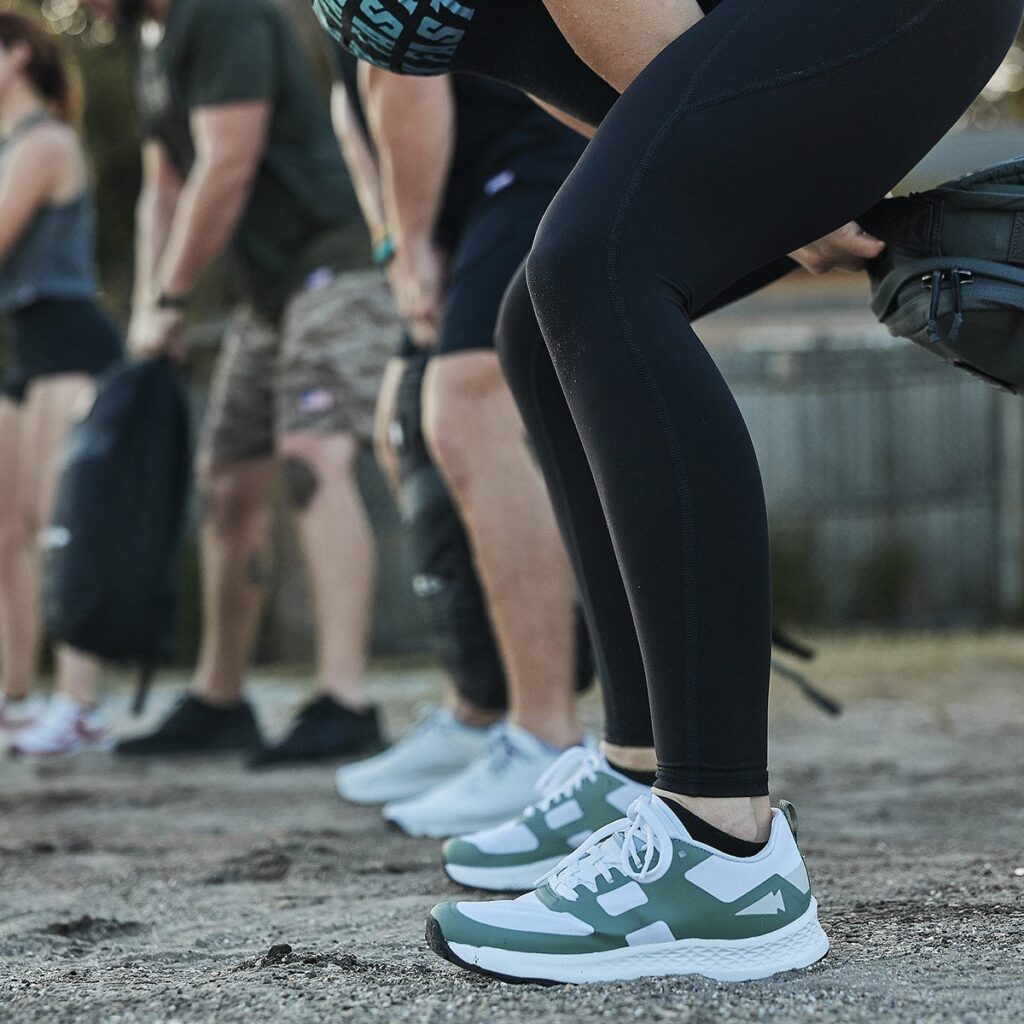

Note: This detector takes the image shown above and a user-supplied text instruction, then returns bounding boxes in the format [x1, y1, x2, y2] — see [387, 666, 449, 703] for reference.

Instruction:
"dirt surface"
[1, 634, 1022, 1024]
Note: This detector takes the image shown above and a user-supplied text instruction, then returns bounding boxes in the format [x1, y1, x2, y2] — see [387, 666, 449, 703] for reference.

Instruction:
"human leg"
[116, 309, 274, 757]
[428, 0, 1020, 981]
[0, 397, 37, 703]
[423, 350, 580, 749]
[525, 0, 1021, 833]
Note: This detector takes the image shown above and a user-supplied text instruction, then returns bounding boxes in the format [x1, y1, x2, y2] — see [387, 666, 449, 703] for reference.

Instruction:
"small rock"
[264, 943, 293, 964]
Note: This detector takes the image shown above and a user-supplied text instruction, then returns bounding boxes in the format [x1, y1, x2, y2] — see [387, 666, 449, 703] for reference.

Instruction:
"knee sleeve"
[394, 355, 509, 712]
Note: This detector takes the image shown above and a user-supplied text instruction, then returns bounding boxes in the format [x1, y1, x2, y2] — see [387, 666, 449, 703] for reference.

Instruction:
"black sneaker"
[247, 695, 383, 769]
[116, 694, 262, 757]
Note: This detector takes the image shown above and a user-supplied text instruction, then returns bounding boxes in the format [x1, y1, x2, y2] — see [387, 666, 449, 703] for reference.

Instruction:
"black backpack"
[862, 158, 1024, 392]
[41, 358, 191, 694]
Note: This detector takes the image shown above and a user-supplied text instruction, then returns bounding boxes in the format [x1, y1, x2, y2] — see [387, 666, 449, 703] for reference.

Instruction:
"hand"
[790, 221, 886, 276]
[388, 239, 446, 348]
[128, 304, 186, 362]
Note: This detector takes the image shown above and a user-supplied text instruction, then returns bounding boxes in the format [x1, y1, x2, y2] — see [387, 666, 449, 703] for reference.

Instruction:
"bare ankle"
[193, 685, 243, 709]
[511, 714, 582, 751]
[451, 698, 502, 729]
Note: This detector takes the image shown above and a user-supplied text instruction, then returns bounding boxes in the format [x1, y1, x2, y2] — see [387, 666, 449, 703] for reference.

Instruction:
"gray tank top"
[0, 113, 97, 313]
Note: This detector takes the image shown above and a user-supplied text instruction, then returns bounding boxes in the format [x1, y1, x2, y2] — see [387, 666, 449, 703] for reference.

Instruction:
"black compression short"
[2, 298, 123, 404]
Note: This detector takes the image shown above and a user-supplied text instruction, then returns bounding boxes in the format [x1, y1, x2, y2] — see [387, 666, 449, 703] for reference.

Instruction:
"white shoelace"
[525, 747, 601, 817]
[538, 796, 674, 901]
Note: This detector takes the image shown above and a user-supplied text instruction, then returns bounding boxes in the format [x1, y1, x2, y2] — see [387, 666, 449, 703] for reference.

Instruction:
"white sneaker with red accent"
[0, 695, 48, 734]
[10, 696, 112, 758]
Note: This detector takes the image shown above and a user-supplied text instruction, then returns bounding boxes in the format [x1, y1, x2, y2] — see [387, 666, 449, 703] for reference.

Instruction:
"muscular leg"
[527, 0, 1019, 840]
[0, 399, 37, 701]
[277, 432, 373, 711]
[374, 356, 505, 724]
[193, 457, 276, 706]
[422, 350, 581, 749]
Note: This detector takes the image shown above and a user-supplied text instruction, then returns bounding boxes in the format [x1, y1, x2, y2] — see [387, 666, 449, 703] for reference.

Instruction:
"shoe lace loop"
[538, 796, 673, 900]
[526, 748, 600, 817]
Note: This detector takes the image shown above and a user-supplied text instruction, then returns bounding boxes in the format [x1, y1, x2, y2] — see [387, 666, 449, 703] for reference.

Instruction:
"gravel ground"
[1, 634, 1022, 1024]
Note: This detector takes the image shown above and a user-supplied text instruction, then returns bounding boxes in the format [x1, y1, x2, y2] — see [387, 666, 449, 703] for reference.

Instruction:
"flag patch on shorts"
[298, 387, 336, 413]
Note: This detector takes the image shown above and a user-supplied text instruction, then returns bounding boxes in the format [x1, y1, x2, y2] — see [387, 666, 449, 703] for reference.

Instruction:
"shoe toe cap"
[441, 837, 479, 868]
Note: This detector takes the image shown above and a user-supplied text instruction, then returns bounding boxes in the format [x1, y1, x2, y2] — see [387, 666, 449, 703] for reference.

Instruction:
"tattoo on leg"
[281, 456, 320, 512]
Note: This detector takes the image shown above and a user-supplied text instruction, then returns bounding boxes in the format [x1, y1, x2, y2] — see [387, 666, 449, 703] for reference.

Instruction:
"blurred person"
[0, 10, 122, 756]
[330, 53, 592, 836]
[96, 0, 390, 767]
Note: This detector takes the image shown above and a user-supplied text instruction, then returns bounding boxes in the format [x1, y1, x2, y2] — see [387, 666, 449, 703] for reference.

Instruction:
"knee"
[277, 433, 360, 513]
[197, 463, 269, 541]
[495, 266, 544, 400]
[526, 209, 599, 326]
[422, 358, 501, 488]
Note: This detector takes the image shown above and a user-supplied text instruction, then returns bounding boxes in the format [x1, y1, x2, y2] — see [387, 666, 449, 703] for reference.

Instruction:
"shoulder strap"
[4, 110, 55, 146]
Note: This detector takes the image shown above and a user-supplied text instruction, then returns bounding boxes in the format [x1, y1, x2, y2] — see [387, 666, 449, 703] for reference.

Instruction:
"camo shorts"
[200, 269, 396, 466]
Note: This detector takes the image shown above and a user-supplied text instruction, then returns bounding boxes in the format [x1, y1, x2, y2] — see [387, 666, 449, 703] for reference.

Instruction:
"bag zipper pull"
[926, 269, 944, 343]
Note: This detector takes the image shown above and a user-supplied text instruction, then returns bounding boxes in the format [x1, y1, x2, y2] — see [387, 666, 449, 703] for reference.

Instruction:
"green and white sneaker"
[427, 794, 829, 985]
[443, 748, 646, 892]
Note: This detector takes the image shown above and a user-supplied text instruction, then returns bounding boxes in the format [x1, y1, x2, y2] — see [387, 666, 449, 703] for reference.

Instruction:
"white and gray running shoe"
[336, 706, 493, 805]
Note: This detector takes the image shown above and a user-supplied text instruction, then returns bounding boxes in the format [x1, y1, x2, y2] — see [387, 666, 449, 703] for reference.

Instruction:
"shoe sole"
[382, 814, 472, 839]
[336, 773, 456, 806]
[11, 738, 115, 760]
[426, 899, 830, 985]
[443, 856, 565, 893]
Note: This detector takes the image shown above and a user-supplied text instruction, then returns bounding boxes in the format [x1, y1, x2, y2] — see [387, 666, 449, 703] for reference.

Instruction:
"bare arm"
[0, 130, 66, 263]
[331, 83, 387, 245]
[155, 101, 270, 298]
[133, 141, 184, 310]
[362, 65, 455, 344]
[362, 65, 454, 251]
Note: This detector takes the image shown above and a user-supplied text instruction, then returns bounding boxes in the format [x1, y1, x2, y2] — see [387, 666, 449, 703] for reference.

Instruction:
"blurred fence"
[254, 318, 1024, 663]
[724, 333, 1024, 628]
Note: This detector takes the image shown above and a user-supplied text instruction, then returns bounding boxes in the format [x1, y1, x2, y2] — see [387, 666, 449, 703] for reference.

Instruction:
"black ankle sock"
[663, 800, 768, 858]
[608, 761, 657, 787]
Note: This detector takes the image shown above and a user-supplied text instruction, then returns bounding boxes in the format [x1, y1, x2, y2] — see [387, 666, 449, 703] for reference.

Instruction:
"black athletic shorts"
[1, 298, 123, 404]
[434, 173, 570, 356]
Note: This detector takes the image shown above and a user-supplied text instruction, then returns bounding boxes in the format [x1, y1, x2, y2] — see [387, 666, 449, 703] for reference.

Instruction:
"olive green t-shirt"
[134, 0, 354, 317]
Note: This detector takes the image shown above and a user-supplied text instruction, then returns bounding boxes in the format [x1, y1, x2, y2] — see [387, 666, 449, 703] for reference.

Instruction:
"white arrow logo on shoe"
[736, 890, 786, 916]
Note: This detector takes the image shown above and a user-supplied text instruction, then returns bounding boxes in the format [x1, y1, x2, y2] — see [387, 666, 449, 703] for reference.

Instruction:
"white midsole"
[444, 856, 565, 892]
[336, 769, 465, 806]
[385, 810, 536, 839]
[447, 899, 830, 984]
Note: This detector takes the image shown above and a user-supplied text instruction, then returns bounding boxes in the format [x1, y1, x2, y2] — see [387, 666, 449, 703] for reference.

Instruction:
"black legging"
[498, 0, 1021, 797]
